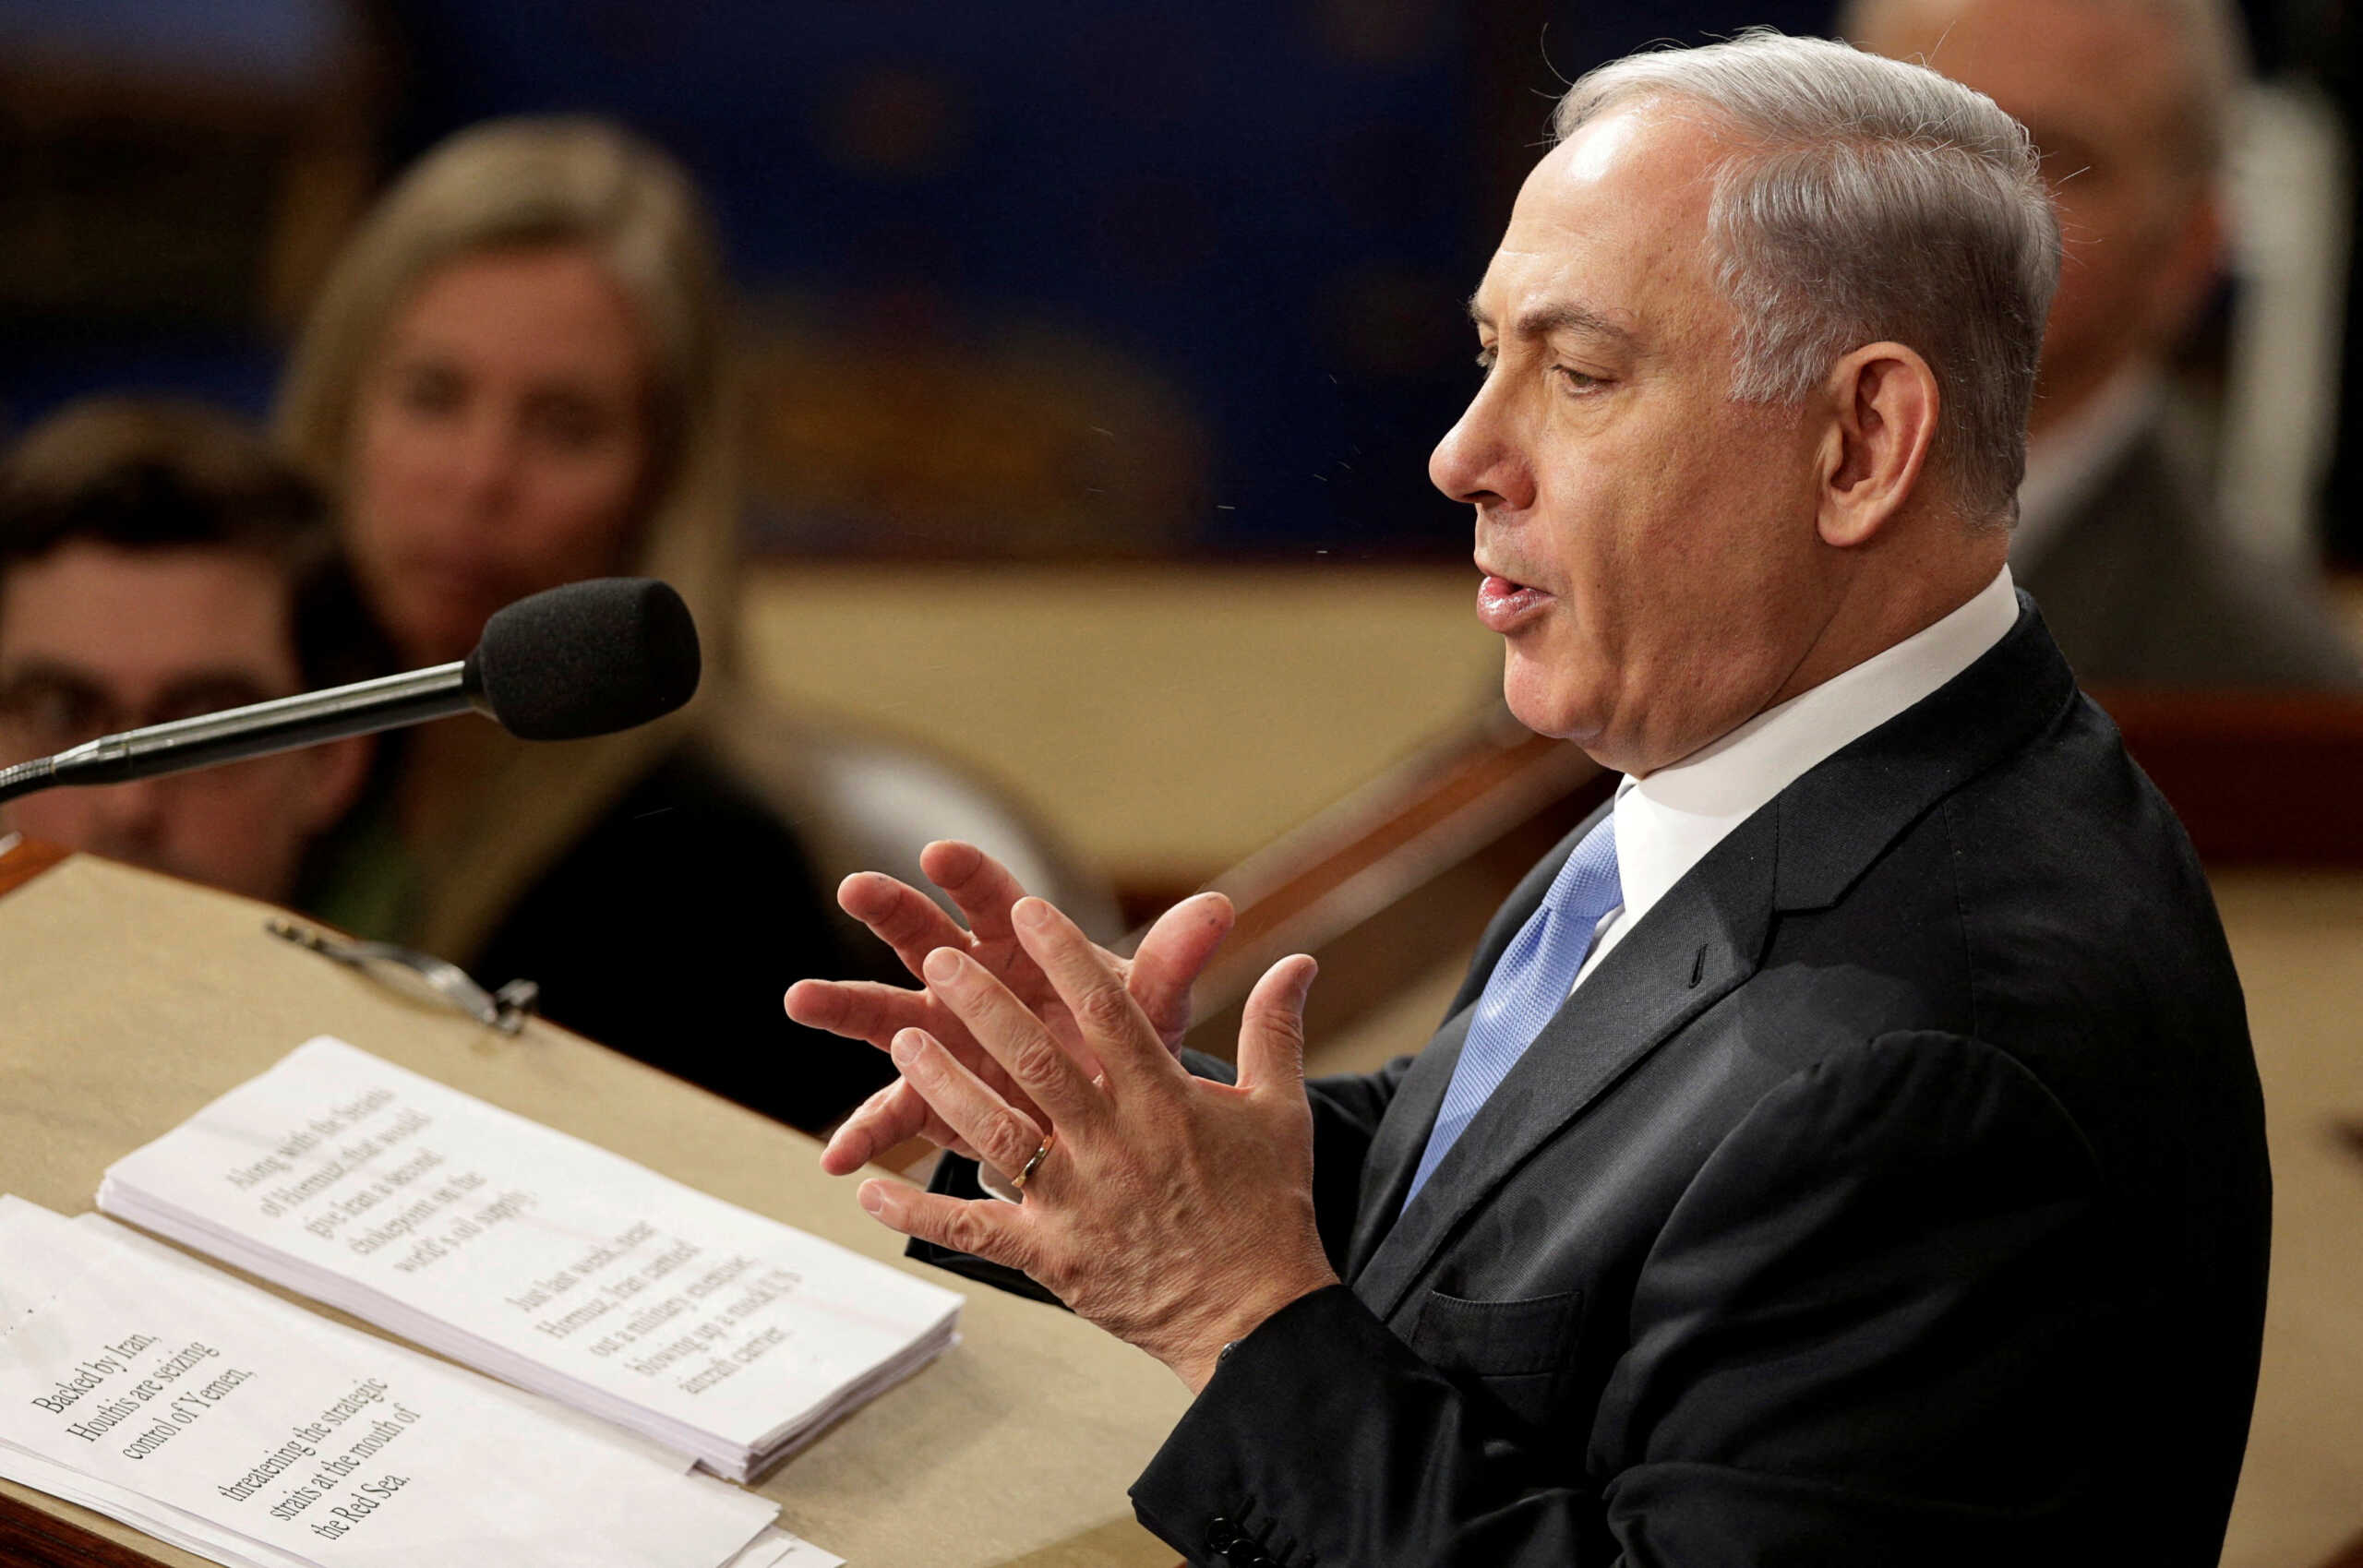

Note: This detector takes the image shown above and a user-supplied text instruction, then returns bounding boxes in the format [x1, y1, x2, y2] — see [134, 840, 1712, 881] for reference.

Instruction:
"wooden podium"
[0, 841, 1189, 1568]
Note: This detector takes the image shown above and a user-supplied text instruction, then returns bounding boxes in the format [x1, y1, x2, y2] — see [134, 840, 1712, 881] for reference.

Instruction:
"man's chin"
[1500, 664, 1609, 752]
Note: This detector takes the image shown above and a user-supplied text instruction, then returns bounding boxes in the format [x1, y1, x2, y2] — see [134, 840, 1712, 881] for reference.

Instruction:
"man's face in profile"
[0, 544, 362, 902]
[1432, 107, 1834, 776]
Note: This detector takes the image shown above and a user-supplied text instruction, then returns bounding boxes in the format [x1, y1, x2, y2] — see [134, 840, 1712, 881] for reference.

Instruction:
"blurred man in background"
[0, 398, 373, 903]
[1849, 0, 2363, 687]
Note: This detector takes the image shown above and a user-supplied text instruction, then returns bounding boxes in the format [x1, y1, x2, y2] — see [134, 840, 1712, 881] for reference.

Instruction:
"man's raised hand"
[853, 896, 1337, 1391]
[784, 841, 1234, 1176]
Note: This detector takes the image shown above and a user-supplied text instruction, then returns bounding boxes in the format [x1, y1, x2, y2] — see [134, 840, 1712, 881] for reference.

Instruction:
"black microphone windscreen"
[466, 579, 702, 741]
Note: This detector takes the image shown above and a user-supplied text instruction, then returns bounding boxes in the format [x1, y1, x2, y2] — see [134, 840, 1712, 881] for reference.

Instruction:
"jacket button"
[1205, 1516, 1241, 1554]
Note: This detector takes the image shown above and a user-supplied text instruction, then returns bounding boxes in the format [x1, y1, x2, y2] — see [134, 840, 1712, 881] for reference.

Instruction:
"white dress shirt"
[1572, 566, 2021, 991]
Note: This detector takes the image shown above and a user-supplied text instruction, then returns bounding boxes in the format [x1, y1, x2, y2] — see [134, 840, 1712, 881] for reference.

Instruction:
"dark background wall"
[1, 0, 2351, 562]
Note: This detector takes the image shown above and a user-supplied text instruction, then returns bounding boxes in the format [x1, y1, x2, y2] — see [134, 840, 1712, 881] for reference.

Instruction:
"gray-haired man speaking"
[790, 30, 2269, 1566]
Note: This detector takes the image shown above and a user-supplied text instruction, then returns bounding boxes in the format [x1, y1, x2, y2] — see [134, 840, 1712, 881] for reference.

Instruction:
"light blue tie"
[1403, 814, 1623, 1209]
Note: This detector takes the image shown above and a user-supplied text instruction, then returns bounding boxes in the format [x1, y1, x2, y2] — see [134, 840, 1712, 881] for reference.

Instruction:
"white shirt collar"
[2012, 365, 2164, 572]
[1576, 565, 2021, 985]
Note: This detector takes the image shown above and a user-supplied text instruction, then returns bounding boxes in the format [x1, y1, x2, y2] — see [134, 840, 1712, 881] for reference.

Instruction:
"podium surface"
[0, 845, 1188, 1568]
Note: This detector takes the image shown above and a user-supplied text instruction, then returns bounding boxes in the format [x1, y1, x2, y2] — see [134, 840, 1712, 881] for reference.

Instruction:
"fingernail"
[1014, 898, 1050, 930]
[891, 1029, 923, 1065]
[858, 1182, 887, 1215]
[923, 947, 962, 985]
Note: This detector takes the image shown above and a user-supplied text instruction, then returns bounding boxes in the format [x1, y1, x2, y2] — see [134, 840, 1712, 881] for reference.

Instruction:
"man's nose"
[1428, 389, 1531, 512]
[87, 779, 169, 844]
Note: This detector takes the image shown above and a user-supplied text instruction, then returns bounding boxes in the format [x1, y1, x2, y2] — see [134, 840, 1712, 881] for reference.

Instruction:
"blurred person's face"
[347, 245, 655, 666]
[0, 545, 366, 902]
[1855, 0, 2224, 434]
[1430, 109, 1847, 775]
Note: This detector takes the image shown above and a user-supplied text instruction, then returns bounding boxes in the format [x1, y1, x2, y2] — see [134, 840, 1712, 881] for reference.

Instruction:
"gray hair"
[1554, 29, 2061, 522]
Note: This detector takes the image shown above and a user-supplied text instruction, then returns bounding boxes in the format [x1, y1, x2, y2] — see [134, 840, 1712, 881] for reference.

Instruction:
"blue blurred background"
[1, 0, 2350, 560]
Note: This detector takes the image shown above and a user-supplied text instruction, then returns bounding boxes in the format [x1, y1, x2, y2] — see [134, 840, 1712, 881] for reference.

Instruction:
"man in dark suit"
[787, 30, 2271, 1566]
[1848, 0, 2363, 689]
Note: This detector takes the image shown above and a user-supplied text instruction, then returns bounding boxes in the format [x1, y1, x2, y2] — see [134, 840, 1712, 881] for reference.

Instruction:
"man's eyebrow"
[0, 659, 105, 696]
[1466, 296, 1637, 348]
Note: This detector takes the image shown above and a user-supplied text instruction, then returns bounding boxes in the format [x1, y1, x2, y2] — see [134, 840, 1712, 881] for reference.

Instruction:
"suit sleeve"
[1129, 1031, 2117, 1568]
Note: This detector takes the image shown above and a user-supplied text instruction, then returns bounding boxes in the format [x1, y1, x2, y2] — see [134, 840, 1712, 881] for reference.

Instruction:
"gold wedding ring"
[1012, 1130, 1055, 1192]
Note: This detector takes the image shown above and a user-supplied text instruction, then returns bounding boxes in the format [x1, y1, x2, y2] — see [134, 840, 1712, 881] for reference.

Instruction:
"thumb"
[1128, 891, 1236, 1047]
[1237, 954, 1317, 1097]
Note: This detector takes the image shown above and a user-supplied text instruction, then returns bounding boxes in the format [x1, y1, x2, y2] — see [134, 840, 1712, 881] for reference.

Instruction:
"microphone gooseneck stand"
[0, 664, 474, 807]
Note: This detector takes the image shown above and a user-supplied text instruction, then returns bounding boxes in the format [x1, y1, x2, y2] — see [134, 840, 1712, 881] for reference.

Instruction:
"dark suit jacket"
[2019, 422, 2361, 689]
[928, 601, 2272, 1567]
[467, 745, 902, 1132]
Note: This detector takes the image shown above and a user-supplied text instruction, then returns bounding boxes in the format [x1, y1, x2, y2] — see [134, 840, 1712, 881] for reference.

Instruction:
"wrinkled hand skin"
[785, 840, 1234, 1177]
[851, 894, 1338, 1393]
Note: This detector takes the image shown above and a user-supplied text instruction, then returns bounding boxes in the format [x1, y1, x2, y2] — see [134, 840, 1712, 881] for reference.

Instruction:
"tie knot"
[1543, 815, 1622, 930]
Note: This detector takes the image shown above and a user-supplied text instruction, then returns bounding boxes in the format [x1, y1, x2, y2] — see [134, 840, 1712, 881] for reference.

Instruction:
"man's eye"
[394, 367, 463, 415]
[1473, 347, 1498, 375]
[527, 401, 606, 452]
[0, 682, 107, 748]
[1553, 366, 1605, 394]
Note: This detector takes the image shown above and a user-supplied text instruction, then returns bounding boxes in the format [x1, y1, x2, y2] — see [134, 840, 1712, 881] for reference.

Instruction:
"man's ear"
[300, 734, 374, 833]
[1817, 341, 1941, 548]
[2148, 186, 2225, 348]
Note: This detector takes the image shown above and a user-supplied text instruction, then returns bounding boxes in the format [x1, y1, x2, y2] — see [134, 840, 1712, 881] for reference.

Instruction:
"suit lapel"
[1353, 810, 1777, 1323]
[1342, 804, 1613, 1278]
[1343, 1003, 1472, 1277]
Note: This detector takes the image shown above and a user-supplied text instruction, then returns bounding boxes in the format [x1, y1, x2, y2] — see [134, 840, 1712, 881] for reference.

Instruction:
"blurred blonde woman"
[279, 117, 896, 1131]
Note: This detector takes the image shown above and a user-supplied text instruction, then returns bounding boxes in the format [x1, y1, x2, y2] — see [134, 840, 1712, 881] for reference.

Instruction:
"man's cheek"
[6, 796, 88, 847]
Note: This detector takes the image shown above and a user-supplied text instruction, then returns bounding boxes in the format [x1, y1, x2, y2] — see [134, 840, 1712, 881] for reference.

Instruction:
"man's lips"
[1477, 572, 1554, 633]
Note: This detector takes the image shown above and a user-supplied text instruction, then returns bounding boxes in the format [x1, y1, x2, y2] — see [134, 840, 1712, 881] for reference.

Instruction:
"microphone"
[0, 577, 700, 806]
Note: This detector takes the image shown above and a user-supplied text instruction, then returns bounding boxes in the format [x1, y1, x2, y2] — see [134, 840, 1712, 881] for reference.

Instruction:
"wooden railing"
[1164, 687, 2363, 1058]
[2091, 688, 2363, 866]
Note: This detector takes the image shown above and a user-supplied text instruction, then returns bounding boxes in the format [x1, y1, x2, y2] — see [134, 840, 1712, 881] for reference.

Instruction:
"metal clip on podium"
[264, 918, 540, 1035]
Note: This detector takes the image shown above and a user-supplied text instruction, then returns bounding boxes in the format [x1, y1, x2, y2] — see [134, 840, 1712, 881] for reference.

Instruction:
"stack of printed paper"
[97, 1036, 962, 1482]
[0, 1196, 837, 1568]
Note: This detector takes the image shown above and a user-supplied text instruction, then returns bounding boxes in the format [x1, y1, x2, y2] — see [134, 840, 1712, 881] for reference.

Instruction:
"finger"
[922, 944, 1107, 1127]
[792, 976, 1059, 1140]
[1237, 954, 1318, 1098]
[820, 1081, 913, 1175]
[857, 1179, 1036, 1275]
[785, 977, 929, 1047]
[890, 1027, 1053, 1187]
[1127, 891, 1236, 1049]
[838, 871, 974, 977]
[821, 1079, 973, 1176]
[919, 840, 1030, 949]
[1012, 898, 1182, 1091]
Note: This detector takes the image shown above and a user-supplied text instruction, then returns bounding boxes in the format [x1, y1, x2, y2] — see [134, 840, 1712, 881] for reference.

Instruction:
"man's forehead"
[1469, 108, 1721, 342]
[0, 545, 297, 678]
